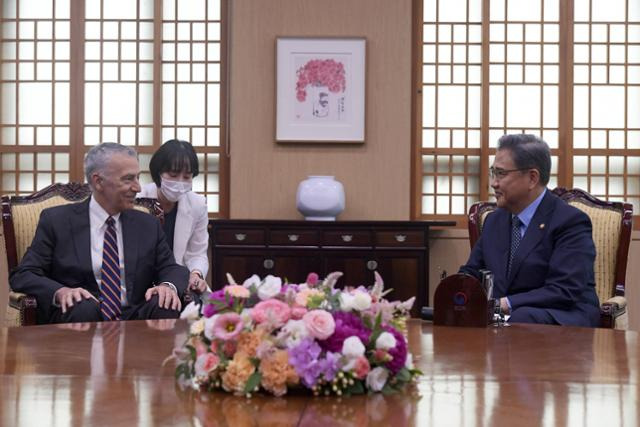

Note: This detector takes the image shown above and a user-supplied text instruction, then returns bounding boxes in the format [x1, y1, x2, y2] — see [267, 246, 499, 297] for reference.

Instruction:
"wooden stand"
[433, 273, 495, 327]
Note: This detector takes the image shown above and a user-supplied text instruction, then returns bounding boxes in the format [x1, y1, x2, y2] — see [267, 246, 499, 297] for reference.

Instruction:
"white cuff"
[157, 282, 178, 295]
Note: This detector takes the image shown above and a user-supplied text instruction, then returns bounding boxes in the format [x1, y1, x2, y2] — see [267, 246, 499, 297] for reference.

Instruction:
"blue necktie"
[100, 216, 122, 321]
[507, 215, 522, 277]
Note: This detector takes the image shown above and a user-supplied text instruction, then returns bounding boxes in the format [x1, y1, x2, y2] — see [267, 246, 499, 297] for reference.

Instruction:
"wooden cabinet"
[209, 220, 455, 317]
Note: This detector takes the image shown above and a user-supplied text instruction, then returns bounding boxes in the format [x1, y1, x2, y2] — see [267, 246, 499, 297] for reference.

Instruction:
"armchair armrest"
[7, 291, 38, 326]
[600, 296, 627, 329]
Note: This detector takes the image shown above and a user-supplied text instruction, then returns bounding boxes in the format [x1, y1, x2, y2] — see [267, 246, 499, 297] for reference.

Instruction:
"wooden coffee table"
[0, 319, 636, 426]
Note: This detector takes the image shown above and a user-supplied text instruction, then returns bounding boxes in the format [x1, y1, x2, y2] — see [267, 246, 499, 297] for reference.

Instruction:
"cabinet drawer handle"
[395, 234, 407, 242]
[288, 234, 299, 242]
[341, 234, 353, 242]
[366, 260, 378, 271]
[235, 233, 246, 241]
[263, 259, 274, 269]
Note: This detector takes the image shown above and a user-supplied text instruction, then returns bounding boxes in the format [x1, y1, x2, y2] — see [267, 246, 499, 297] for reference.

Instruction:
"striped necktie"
[100, 216, 122, 321]
[507, 215, 522, 277]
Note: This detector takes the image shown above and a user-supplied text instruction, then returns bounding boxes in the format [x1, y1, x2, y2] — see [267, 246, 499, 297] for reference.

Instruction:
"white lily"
[371, 271, 385, 299]
[242, 274, 261, 289]
[399, 296, 416, 311]
[258, 275, 282, 300]
[226, 272, 237, 285]
[323, 271, 343, 289]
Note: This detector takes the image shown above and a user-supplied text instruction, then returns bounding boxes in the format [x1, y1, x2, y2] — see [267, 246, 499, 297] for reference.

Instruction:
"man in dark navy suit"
[460, 134, 600, 326]
[10, 143, 189, 324]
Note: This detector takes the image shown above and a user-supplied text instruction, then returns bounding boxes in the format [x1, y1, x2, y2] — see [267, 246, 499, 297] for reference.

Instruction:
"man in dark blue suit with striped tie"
[460, 134, 600, 326]
[10, 143, 189, 324]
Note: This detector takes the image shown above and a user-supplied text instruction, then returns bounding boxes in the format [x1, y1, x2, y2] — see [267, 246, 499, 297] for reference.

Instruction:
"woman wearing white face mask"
[138, 139, 210, 294]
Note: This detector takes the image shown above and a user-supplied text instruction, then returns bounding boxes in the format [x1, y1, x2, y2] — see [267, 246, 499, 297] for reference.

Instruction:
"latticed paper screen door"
[419, 0, 483, 217]
[572, 1, 640, 215]
[0, 0, 72, 192]
[416, 0, 640, 227]
[0, 0, 226, 216]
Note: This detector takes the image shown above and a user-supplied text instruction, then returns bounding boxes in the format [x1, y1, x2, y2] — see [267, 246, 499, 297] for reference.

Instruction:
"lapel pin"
[539, 223, 545, 229]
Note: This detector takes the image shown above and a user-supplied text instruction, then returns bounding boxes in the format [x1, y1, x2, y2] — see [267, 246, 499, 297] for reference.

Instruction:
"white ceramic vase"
[296, 175, 345, 221]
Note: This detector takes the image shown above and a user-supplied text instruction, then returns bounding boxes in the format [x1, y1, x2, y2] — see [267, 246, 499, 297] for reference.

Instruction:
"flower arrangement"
[173, 271, 421, 397]
[295, 59, 346, 102]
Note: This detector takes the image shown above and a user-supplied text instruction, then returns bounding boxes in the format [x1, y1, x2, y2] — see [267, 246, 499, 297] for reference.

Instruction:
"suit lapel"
[492, 210, 511, 297]
[121, 210, 138, 298]
[507, 191, 555, 283]
[70, 199, 96, 288]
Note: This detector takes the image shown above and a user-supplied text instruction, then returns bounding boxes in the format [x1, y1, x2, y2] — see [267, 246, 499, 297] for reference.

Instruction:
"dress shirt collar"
[516, 188, 546, 229]
[89, 195, 122, 226]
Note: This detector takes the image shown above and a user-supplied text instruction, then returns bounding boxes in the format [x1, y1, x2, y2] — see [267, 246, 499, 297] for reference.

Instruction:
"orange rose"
[259, 350, 299, 397]
[221, 352, 256, 395]
[237, 329, 265, 358]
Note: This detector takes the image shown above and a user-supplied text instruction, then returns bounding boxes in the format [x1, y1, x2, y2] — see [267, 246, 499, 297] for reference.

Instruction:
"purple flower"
[202, 303, 216, 318]
[288, 337, 323, 388]
[319, 312, 371, 353]
[281, 283, 300, 293]
[318, 351, 340, 382]
[383, 325, 407, 375]
[204, 289, 234, 316]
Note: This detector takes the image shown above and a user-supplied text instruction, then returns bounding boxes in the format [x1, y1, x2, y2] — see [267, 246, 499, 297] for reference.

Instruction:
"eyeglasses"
[489, 167, 529, 180]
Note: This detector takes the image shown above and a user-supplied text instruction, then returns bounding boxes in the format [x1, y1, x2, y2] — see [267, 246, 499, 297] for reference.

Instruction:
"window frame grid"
[414, 0, 640, 229]
[0, 0, 229, 217]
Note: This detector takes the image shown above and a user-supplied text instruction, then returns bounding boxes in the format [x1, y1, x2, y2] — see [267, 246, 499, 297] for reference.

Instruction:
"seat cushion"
[12, 196, 85, 265]
[567, 200, 621, 303]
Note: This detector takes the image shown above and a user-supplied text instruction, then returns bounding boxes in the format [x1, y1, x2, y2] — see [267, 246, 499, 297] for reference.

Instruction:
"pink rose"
[306, 272, 319, 286]
[374, 348, 391, 363]
[194, 352, 220, 377]
[303, 310, 335, 340]
[354, 356, 371, 379]
[251, 299, 291, 327]
[291, 305, 308, 320]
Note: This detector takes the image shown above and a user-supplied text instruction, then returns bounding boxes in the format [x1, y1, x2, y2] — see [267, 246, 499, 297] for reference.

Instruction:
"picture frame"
[276, 37, 366, 143]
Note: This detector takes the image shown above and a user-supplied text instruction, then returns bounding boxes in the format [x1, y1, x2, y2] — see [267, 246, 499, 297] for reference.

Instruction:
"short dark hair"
[149, 139, 199, 187]
[497, 134, 551, 186]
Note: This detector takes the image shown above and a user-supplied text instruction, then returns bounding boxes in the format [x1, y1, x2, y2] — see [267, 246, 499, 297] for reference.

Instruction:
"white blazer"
[138, 182, 209, 277]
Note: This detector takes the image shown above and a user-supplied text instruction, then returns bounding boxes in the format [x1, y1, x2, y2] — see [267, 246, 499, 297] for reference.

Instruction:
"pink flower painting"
[295, 59, 346, 103]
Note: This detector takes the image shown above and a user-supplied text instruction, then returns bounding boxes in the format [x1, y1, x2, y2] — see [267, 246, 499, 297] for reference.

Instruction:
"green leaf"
[381, 383, 397, 395]
[395, 367, 411, 383]
[362, 316, 373, 330]
[348, 380, 365, 395]
[368, 313, 384, 348]
[175, 363, 191, 380]
[243, 371, 262, 394]
[186, 344, 196, 360]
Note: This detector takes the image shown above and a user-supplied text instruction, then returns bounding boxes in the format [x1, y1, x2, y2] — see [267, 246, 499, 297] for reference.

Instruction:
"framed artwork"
[276, 37, 366, 142]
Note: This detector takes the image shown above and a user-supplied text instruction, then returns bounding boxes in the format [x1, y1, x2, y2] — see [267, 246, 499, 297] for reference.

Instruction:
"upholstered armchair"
[2, 183, 163, 326]
[467, 187, 633, 329]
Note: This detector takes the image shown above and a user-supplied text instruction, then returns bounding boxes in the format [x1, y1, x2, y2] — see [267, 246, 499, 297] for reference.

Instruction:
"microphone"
[421, 306, 434, 320]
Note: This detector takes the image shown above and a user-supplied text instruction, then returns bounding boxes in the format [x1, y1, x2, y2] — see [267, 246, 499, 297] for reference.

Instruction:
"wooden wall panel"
[229, 0, 412, 220]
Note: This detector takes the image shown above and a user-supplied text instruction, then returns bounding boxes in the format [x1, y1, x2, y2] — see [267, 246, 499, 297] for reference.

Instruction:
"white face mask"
[160, 178, 192, 202]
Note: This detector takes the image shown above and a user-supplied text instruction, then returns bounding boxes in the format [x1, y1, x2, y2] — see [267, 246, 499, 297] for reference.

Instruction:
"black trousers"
[49, 294, 180, 323]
